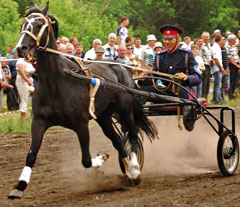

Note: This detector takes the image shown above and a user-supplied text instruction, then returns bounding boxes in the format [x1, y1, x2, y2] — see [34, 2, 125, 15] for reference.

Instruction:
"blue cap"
[12, 48, 17, 54]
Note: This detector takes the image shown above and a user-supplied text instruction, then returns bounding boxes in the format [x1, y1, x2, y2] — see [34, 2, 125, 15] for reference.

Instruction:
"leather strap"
[185, 53, 189, 75]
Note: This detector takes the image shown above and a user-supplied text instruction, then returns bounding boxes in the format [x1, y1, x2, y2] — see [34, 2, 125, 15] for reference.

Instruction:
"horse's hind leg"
[8, 118, 49, 199]
[118, 111, 141, 180]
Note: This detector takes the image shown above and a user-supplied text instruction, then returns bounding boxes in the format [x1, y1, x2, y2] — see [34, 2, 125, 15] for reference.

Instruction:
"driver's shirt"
[153, 48, 202, 87]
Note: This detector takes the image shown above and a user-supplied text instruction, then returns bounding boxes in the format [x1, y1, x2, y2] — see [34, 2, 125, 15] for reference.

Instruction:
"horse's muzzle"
[17, 46, 29, 58]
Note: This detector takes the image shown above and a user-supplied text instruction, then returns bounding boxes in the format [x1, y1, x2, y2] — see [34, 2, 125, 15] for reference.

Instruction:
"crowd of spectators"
[1, 15, 240, 117]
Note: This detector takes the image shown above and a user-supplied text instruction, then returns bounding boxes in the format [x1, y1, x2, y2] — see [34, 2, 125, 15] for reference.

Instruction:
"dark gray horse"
[8, 3, 157, 199]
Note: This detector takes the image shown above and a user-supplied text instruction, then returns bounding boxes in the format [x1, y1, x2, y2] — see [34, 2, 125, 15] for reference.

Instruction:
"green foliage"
[0, 0, 22, 55]
[0, 0, 240, 54]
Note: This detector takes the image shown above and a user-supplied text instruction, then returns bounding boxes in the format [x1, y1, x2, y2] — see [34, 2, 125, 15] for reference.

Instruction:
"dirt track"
[1, 108, 240, 207]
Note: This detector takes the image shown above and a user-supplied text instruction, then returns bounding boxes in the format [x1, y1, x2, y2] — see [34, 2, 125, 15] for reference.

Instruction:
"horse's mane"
[25, 8, 59, 39]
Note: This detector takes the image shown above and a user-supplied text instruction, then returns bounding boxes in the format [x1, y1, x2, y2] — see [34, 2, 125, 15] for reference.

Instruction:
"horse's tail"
[133, 99, 158, 142]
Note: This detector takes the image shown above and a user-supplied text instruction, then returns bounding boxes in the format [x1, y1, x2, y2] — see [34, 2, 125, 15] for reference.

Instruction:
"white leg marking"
[91, 154, 109, 168]
[19, 166, 32, 184]
[123, 152, 140, 180]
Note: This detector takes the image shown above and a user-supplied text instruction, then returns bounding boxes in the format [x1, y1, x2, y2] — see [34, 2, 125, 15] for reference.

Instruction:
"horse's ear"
[42, 1, 49, 16]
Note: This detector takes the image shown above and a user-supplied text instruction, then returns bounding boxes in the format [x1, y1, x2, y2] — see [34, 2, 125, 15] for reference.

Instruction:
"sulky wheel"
[118, 133, 144, 174]
[217, 130, 239, 176]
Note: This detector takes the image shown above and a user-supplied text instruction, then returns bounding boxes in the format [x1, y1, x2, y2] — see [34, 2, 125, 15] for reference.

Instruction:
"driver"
[139, 25, 202, 131]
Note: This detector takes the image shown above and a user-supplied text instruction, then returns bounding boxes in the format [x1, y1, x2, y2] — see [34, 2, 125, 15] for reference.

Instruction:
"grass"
[207, 82, 240, 107]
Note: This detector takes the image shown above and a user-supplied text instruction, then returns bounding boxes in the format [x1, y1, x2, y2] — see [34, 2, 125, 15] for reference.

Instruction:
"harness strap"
[89, 78, 101, 119]
[185, 52, 189, 75]
[156, 53, 160, 71]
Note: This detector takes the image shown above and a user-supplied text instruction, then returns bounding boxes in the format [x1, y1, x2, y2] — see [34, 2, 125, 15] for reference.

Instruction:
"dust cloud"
[142, 116, 218, 175]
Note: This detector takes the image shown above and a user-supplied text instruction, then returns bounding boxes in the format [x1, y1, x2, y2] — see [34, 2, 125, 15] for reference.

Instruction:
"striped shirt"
[200, 42, 212, 65]
[226, 45, 239, 63]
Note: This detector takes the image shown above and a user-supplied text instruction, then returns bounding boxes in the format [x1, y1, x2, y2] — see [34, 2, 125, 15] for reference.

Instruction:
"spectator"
[211, 35, 225, 104]
[61, 37, 69, 45]
[114, 45, 131, 65]
[84, 39, 102, 60]
[125, 36, 134, 45]
[58, 43, 66, 53]
[226, 34, 240, 100]
[200, 31, 213, 100]
[70, 37, 78, 50]
[220, 37, 229, 101]
[140, 34, 156, 69]
[191, 44, 205, 98]
[225, 31, 232, 45]
[95, 46, 105, 60]
[6, 45, 14, 59]
[65, 43, 74, 55]
[153, 42, 163, 52]
[147, 42, 163, 71]
[116, 16, 129, 45]
[74, 43, 85, 59]
[0, 61, 4, 111]
[16, 58, 36, 119]
[181, 36, 192, 50]
[7, 48, 18, 101]
[103, 33, 118, 59]
[56, 39, 61, 50]
[194, 37, 204, 56]
[126, 43, 140, 66]
[214, 29, 221, 36]
[1, 58, 19, 110]
[134, 38, 143, 58]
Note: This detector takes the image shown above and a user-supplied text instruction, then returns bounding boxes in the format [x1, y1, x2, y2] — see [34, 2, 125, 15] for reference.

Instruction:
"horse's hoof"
[8, 189, 23, 199]
[132, 176, 141, 185]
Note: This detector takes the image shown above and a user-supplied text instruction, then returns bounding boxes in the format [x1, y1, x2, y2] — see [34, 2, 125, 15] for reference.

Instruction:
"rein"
[45, 48, 183, 80]
[22, 13, 182, 80]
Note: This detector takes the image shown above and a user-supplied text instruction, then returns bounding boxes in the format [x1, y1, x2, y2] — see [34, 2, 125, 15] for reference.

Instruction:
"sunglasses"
[127, 47, 133, 50]
[56, 42, 60, 44]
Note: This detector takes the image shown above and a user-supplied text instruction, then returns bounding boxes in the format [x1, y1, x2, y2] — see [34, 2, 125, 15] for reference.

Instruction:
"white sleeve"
[0, 66, 3, 80]
[139, 47, 145, 61]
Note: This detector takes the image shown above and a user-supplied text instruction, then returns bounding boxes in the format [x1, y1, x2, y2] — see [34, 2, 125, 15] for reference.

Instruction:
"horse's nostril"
[21, 46, 28, 51]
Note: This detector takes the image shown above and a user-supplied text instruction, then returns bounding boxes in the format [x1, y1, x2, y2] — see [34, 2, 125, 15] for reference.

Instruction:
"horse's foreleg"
[96, 115, 127, 159]
[76, 122, 93, 168]
[8, 118, 49, 199]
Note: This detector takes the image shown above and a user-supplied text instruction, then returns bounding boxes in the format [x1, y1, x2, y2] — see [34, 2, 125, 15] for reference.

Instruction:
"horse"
[8, 2, 158, 199]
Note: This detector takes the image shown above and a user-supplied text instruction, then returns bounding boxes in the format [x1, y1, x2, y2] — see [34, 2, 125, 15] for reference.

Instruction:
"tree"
[0, 0, 21, 55]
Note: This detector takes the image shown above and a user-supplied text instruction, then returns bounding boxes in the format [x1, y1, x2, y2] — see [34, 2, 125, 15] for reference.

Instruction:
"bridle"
[20, 13, 54, 50]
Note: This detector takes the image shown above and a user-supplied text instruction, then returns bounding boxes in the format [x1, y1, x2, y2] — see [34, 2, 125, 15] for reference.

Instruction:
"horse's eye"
[37, 24, 42, 29]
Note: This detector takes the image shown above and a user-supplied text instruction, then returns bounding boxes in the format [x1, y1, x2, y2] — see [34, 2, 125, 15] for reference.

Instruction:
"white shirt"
[84, 48, 96, 60]
[211, 42, 222, 73]
[103, 43, 118, 59]
[194, 55, 204, 74]
[16, 58, 36, 83]
[116, 26, 128, 45]
[134, 45, 143, 58]
[17, 58, 35, 74]
[0, 62, 2, 80]
[140, 45, 154, 67]
[181, 42, 193, 50]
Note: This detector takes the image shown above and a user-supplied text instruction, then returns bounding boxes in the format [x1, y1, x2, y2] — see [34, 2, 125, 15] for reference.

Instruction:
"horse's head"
[16, 2, 58, 61]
